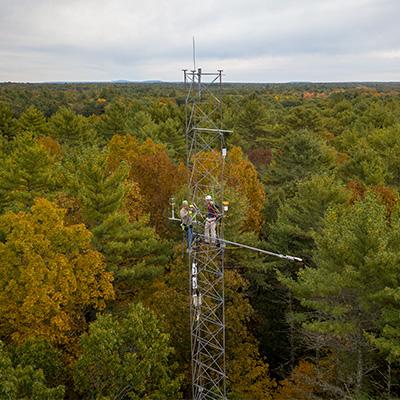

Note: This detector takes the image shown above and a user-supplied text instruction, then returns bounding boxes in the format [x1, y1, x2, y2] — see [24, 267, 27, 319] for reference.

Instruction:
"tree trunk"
[387, 361, 391, 399]
[355, 346, 363, 394]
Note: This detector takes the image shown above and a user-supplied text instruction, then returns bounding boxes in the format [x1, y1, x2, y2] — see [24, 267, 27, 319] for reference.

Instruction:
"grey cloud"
[0, 0, 399, 82]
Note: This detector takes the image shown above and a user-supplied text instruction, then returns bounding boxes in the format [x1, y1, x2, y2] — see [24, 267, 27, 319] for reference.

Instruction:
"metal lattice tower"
[184, 68, 232, 400]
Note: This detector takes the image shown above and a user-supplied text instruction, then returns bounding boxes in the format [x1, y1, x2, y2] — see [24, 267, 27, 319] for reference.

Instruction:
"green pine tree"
[251, 176, 350, 377]
[17, 105, 49, 136]
[366, 204, 400, 366]
[71, 148, 128, 228]
[267, 130, 337, 188]
[265, 130, 337, 225]
[99, 99, 133, 139]
[156, 117, 186, 160]
[268, 175, 350, 259]
[0, 102, 17, 140]
[48, 106, 97, 147]
[0, 133, 56, 212]
[236, 96, 269, 149]
[280, 193, 400, 398]
[67, 148, 170, 287]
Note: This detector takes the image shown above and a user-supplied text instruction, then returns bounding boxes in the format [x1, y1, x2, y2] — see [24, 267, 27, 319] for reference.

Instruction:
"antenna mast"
[193, 36, 196, 71]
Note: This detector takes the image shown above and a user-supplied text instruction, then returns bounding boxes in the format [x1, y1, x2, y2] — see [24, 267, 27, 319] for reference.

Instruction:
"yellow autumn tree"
[190, 147, 265, 233]
[107, 134, 187, 231]
[227, 146, 265, 233]
[0, 198, 114, 346]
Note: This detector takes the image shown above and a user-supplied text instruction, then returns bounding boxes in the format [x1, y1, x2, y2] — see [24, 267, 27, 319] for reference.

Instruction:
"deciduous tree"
[107, 134, 187, 232]
[74, 303, 182, 399]
[0, 341, 64, 400]
[0, 198, 114, 346]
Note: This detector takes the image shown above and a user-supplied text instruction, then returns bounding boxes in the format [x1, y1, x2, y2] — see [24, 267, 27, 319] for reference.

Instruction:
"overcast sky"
[0, 0, 399, 82]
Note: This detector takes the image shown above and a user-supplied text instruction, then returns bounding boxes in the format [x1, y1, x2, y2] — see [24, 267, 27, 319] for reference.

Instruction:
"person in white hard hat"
[204, 195, 220, 244]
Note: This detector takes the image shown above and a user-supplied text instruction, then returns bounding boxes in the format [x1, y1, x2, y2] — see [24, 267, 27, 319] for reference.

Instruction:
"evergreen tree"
[130, 110, 158, 141]
[0, 133, 56, 212]
[157, 117, 186, 160]
[99, 99, 158, 141]
[265, 130, 337, 225]
[236, 96, 269, 149]
[268, 175, 350, 258]
[0, 102, 17, 139]
[267, 130, 337, 188]
[250, 176, 349, 377]
[339, 137, 388, 186]
[99, 99, 133, 139]
[17, 105, 48, 136]
[284, 105, 322, 132]
[92, 213, 170, 286]
[281, 194, 400, 398]
[338, 124, 400, 187]
[68, 148, 171, 287]
[366, 205, 400, 368]
[71, 148, 128, 228]
[48, 106, 97, 147]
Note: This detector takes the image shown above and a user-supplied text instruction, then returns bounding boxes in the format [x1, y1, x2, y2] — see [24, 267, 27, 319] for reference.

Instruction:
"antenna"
[192, 36, 196, 71]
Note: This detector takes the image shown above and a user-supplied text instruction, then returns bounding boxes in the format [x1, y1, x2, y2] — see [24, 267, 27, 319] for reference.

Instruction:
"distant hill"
[112, 79, 163, 84]
[111, 80, 131, 83]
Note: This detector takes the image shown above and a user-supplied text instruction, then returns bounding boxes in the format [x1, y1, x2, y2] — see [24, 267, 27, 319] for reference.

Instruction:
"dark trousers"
[186, 225, 193, 249]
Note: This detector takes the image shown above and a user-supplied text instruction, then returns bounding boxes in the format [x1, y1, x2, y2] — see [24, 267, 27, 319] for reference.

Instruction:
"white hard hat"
[205, 195, 212, 201]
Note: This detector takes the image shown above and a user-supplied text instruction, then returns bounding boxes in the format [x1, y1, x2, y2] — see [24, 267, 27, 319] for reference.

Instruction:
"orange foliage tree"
[274, 360, 318, 400]
[107, 134, 187, 232]
[0, 198, 114, 346]
[273, 356, 337, 400]
[347, 179, 399, 216]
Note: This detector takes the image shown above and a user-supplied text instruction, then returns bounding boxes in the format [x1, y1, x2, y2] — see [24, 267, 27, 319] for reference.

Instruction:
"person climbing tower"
[180, 200, 193, 249]
[204, 195, 220, 245]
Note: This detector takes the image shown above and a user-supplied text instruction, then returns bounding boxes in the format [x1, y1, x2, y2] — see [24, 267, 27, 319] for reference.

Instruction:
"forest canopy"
[1, 81, 400, 399]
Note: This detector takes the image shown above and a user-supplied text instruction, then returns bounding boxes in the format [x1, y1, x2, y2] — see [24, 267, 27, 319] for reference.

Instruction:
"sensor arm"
[196, 234, 303, 262]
